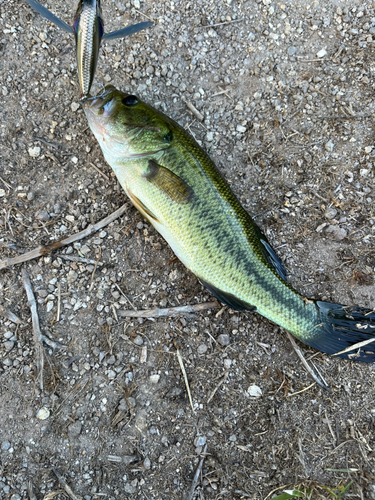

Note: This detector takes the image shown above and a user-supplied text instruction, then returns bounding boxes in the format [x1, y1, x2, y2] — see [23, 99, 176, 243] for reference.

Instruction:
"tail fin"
[306, 301, 375, 362]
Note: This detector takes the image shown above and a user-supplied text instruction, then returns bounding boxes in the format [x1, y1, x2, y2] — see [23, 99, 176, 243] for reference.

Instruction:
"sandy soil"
[1, 0, 375, 498]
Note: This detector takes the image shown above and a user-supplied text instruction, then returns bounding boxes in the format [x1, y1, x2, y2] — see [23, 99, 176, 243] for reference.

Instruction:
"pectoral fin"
[143, 160, 194, 204]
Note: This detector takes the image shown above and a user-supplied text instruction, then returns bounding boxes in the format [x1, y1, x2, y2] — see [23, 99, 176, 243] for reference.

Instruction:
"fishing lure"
[24, 0, 153, 98]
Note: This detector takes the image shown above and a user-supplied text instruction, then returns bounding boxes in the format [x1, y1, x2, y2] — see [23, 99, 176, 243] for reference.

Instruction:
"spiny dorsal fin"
[143, 160, 194, 204]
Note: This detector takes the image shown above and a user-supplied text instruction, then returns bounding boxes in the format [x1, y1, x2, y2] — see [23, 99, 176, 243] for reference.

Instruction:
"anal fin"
[201, 280, 256, 312]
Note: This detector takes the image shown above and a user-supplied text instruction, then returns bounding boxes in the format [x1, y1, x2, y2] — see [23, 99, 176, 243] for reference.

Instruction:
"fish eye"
[122, 95, 138, 106]
[164, 131, 173, 143]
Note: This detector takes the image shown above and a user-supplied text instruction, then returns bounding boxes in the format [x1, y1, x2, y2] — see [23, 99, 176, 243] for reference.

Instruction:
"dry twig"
[184, 101, 204, 121]
[119, 301, 218, 318]
[176, 348, 194, 413]
[333, 338, 375, 357]
[286, 331, 330, 391]
[207, 372, 228, 404]
[22, 268, 45, 391]
[185, 444, 208, 500]
[0, 306, 22, 324]
[0, 204, 127, 270]
[52, 468, 82, 500]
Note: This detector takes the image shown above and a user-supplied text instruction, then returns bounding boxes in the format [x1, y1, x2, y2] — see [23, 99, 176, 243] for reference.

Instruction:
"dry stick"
[207, 372, 228, 404]
[119, 301, 218, 318]
[184, 101, 204, 122]
[285, 331, 330, 391]
[22, 268, 45, 391]
[0, 204, 127, 270]
[28, 481, 37, 500]
[52, 468, 82, 500]
[333, 337, 375, 357]
[185, 444, 208, 500]
[0, 306, 23, 324]
[176, 349, 194, 413]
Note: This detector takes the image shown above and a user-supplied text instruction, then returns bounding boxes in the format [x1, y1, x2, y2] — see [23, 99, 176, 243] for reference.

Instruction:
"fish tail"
[303, 301, 375, 362]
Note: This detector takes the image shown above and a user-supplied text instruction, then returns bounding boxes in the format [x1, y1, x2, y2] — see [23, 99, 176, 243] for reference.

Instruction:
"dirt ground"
[1, 0, 375, 498]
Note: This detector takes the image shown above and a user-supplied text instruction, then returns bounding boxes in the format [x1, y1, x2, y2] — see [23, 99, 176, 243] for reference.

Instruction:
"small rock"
[35, 209, 50, 221]
[4, 341, 14, 351]
[68, 421, 82, 437]
[197, 344, 208, 354]
[360, 168, 369, 177]
[28, 146, 41, 158]
[247, 384, 262, 397]
[365, 146, 373, 154]
[124, 483, 137, 494]
[324, 207, 337, 219]
[325, 225, 347, 241]
[149, 374, 160, 384]
[144, 457, 151, 470]
[36, 407, 50, 420]
[316, 48, 328, 58]
[46, 301, 54, 312]
[217, 334, 230, 346]
[1, 441, 11, 451]
[71, 102, 80, 112]
[236, 125, 247, 133]
[324, 141, 334, 152]
[224, 358, 232, 369]
[288, 46, 297, 55]
[194, 436, 207, 447]
[67, 270, 78, 283]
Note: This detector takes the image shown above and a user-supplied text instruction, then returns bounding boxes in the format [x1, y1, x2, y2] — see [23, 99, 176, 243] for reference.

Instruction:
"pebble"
[35, 209, 50, 221]
[325, 225, 347, 241]
[68, 421, 82, 437]
[28, 146, 41, 158]
[236, 125, 247, 133]
[247, 384, 262, 397]
[324, 141, 334, 152]
[194, 436, 207, 446]
[224, 358, 232, 369]
[324, 207, 337, 219]
[150, 374, 160, 384]
[1, 441, 11, 451]
[4, 341, 14, 351]
[197, 344, 208, 354]
[288, 46, 297, 55]
[144, 457, 151, 470]
[316, 48, 328, 58]
[67, 270, 78, 283]
[36, 407, 50, 420]
[217, 334, 230, 346]
[71, 102, 80, 112]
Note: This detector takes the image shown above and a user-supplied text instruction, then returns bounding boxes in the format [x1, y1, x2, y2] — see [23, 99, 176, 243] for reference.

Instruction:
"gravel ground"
[1, 0, 375, 498]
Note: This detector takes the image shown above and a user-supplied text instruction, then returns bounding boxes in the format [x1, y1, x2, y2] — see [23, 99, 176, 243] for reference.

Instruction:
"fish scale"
[84, 86, 375, 362]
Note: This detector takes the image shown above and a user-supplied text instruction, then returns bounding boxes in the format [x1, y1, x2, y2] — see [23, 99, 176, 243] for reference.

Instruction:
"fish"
[24, 0, 153, 98]
[84, 85, 375, 362]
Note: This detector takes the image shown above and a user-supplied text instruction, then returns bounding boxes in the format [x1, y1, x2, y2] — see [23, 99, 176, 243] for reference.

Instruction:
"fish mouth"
[82, 84, 117, 117]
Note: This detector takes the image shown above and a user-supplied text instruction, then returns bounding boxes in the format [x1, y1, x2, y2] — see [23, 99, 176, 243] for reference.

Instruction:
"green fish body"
[84, 86, 375, 362]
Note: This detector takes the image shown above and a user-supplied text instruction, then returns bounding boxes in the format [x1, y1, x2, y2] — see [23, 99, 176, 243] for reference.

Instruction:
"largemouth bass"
[84, 85, 375, 362]
[24, 0, 152, 98]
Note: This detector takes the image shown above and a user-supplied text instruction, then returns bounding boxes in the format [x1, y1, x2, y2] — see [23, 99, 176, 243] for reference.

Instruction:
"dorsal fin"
[259, 237, 288, 282]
